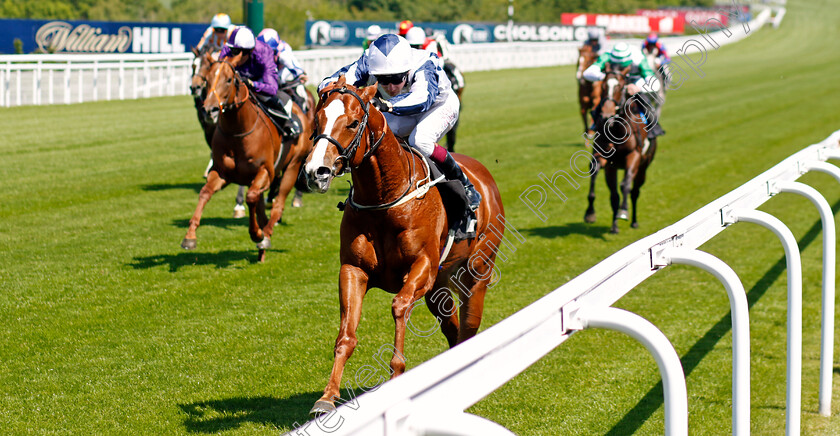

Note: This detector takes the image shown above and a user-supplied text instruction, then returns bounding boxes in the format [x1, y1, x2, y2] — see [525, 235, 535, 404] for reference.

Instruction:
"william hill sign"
[0, 18, 207, 54]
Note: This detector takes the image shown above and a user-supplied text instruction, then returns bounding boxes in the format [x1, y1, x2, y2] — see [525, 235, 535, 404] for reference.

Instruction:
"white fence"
[291, 129, 840, 436]
[0, 6, 778, 108]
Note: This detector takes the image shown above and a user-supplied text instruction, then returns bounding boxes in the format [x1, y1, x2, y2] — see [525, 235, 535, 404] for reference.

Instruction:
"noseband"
[311, 86, 385, 175]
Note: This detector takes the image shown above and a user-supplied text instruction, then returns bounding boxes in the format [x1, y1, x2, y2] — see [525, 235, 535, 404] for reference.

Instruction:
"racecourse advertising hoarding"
[305, 20, 605, 47]
[0, 18, 207, 54]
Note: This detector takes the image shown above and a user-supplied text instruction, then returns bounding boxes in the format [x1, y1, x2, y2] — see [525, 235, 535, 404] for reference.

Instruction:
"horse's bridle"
[310, 85, 385, 176]
[207, 60, 246, 113]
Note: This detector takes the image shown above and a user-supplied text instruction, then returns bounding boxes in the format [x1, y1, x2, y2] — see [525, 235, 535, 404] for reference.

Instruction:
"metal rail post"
[580, 307, 688, 436]
[777, 178, 836, 417]
[668, 249, 749, 435]
[728, 209, 802, 436]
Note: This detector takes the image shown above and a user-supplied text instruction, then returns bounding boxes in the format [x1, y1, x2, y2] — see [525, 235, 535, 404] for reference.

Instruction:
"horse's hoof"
[258, 249, 266, 263]
[631, 222, 639, 228]
[233, 205, 246, 218]
[257, 237, 271, 250]
[181, 238, 197, 250]
[310, 400, 336, 418]
[292, 193, 303, 208]
[584, 213, 596, 223]
[618, 210, 629, 220]
[610, 227, 619, 234]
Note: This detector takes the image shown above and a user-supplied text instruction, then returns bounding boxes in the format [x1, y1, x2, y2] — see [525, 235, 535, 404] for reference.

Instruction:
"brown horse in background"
[299, 77, 505, 416]
[584, 64, 656, 234]
[181, 58, 312, 261]
[576, 45, 601, 134]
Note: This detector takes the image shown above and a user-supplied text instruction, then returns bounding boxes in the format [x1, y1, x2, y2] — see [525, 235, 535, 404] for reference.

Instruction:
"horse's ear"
[621, 65, 631, 75]
[191, 46, 200, 57]
[336, 75, 347, 87]
[360, 83, 378, 102]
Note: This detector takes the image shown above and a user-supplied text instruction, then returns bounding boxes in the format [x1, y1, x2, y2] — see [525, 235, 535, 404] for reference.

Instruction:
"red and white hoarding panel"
[560, 13, 685, 35]
[637, 9, 729, 27]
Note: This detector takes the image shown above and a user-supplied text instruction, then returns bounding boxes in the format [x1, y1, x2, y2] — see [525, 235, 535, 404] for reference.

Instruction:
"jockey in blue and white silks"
[318, 34, 480, 211]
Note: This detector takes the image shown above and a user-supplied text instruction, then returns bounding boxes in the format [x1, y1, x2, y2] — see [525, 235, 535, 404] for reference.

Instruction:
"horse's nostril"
[316, 167, 331, 178]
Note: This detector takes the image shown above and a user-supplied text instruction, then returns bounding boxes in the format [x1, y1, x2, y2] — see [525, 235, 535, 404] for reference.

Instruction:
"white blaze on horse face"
[305, 99, 347, 175]
[607, 77, 619, 99]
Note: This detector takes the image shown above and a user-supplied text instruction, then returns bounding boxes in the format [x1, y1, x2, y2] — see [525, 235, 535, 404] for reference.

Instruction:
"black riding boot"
[263, 94, 301, 139]
[437, 151, 481, 211]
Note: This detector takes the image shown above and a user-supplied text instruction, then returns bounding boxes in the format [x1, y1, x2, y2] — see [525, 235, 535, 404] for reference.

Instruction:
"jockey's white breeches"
[384, 91, 460, 157]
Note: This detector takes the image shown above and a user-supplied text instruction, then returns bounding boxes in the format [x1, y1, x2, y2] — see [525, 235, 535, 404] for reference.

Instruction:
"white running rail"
[289, 129, 840, 436]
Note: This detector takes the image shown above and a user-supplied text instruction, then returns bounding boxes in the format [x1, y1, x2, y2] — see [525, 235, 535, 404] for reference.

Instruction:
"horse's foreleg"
[245, 168, 272, 245]
[312, 264, 369, 417]
[618, 153, 641, 222]
[584, 154, 601, 223]
[605, 166, 620, 234]
[391, 256, 436, 378]
[182, 172, 227, 249]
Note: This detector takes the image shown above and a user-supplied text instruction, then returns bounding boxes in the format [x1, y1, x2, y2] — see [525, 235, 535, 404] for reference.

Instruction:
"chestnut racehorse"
[584, 65, 657, 234]
[299, 77, 505, 416]
[181, 58, 312, 261]
[576, 45, 601, 134]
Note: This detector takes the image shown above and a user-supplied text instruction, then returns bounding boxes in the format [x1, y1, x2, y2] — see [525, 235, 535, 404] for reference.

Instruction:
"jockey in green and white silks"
[583, 42, 665, 138]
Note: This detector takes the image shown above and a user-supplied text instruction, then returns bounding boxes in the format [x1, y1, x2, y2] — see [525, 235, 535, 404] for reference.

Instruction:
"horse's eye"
[226, 78, 232, 83]
[347, 120, 359, 129]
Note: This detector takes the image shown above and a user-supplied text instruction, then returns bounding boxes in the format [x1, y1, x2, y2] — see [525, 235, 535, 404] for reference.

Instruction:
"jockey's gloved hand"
[371, 97, 392, 113]
[245, 78, 254, 88]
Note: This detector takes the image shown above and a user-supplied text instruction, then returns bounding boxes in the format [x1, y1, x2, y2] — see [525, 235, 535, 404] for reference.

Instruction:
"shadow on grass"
[607, 199, 840, 435]
[129, 249, 278, 271]
[534, 142, 584, 148]
[179, 392, 320, 433]
[171, 217, 249, 230]
[142, 182, 205, 193]
[522, 222, 610, 240]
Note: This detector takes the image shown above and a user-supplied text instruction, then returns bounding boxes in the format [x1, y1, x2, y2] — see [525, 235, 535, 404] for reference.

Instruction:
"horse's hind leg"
[182, 171, 227, 249]
[631, 163, 650, 229]
[605, 166, 620, 234]
[264, 160, 302, 236]
[584, 154, 601, 223]
[423, 286, 460, 348]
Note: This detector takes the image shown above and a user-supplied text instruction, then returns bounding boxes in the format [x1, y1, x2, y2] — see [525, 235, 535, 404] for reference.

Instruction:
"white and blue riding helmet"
[257, 28, 281, 53]
[367, 34, 413, 75]
[226, 27, 255, 50]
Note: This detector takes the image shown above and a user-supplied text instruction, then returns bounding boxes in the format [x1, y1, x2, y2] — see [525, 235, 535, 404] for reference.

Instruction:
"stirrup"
[465, 185, 482, 211]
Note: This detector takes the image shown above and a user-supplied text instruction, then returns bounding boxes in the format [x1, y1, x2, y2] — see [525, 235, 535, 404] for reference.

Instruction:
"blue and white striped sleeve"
[389, 55, 440, 116]
[318, 54, 372, 91]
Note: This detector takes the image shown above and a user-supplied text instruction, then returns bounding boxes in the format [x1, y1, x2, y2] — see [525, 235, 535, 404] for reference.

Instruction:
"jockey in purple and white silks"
[219, 27, 300, 139]
[318, 34, 480, 211]
[257, 28, 309, 113]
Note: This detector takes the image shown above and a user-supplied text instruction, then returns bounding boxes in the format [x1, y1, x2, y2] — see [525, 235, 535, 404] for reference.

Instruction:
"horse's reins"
[312, 85, 437, 211]
[207, 60, 262, 139]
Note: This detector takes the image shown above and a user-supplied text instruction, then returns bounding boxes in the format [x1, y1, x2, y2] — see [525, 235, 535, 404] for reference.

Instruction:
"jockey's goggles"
[229, 47, 252, 56]
[375, 72, 408, 85]
[213, 27, 227, 32]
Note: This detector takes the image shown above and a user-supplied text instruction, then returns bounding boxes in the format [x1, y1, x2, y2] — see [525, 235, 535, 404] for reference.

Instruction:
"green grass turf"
[1, 0, 839, 433]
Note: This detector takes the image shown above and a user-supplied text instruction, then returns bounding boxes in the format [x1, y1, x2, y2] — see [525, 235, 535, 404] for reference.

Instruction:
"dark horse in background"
[181, 56, 312, 262]
[299, 76, 505, 416]
[584, 64, 657, 234]
[576, 44, 600, 134]
[443, 63, 464, 152]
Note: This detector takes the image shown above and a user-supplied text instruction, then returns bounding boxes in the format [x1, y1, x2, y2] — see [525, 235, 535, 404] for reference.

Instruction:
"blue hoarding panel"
[305, 20, 604, 47]
[0, 18, 209, 54]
